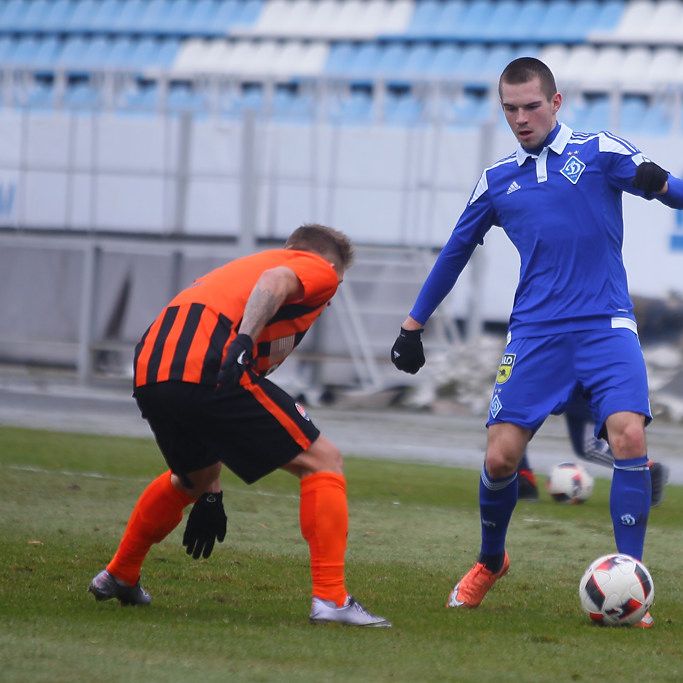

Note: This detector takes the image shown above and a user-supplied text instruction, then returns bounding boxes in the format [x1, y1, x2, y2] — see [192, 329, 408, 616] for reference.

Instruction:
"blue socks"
[610, 455, 651, 560]
[478, 467, 518, 572]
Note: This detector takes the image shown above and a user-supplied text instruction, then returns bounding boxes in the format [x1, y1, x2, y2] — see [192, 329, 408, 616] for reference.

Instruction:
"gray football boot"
[88, 569, 152, 606]
[309, 595, 391, 627]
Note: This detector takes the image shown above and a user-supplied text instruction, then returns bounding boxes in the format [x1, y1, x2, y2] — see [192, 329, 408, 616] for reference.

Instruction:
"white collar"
[515, 123, 573, 166]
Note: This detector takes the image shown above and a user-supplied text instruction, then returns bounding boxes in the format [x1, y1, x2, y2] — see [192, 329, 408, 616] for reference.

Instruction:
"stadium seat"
[562, 0, 601, 42]
[506, 0, 546, 42]
[480, 1, 522, 42]
[55, 36, 92, 72]
[89, 0, 124, 33]
[431, 0, 467, 39]
[102, 36, 137, 69]
[535, 0, 574, 42]
[383, 89, 423, 125]
[182, 0, 218, 35]
[63, 81, 101, 109]
[402, 44, 437, 77]
[406, 0, 441, 38]
[451, 0, 493, 41]
[428, 44, 463, 76]
[647, 47, 683, 86]
[590, 0, 631, 40]
[33, 37, 62, 71]
[324, 42, 357, 76]
[0, 0, 30, 33]
[15, 0, 51, 32]
[454, 44, 489, 86]
[619, 95, 649, 131]
[231, 0, 263, 28]
[645, 0, 683, 44]
[639, 100, 672, 134]
[329, 87, 374, 124]
[208, 0, 243, 36]
[41, 0, 76, 33]
[68, 0, 104, 32]
[374, 43, 410, 80]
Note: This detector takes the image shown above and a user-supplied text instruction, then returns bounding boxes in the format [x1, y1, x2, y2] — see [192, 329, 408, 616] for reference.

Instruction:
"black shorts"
[133, 377, 320, 484]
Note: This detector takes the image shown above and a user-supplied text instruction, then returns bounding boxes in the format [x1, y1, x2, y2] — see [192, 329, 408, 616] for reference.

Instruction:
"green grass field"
[1, 426, 682, 682]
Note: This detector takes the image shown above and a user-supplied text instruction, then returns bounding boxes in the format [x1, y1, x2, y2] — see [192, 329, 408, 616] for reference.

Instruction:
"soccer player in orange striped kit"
[89, 224, 390, 627]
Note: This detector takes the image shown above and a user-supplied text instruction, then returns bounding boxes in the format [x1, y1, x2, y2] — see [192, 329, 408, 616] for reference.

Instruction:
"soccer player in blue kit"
[391, 57, 683, 628]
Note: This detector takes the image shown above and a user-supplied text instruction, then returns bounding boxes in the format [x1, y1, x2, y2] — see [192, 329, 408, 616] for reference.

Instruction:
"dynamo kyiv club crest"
[560, 156, 586, 184]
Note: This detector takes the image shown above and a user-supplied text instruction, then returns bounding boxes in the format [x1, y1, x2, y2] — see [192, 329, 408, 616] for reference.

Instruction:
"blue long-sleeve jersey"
[411, 123, 683, 338]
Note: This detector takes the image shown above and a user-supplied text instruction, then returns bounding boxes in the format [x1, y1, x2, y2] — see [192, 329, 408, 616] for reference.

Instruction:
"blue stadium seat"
[593, 0, 624, 31]
[563, 0, 601, 42]
[506, 0, 545, 42]
[374, 43, 410, 80]
[89, 0, 124, 33]
[55, 36, 91, 71]
[119, 82, 160, 112]
[81, 36, 113, 69]
[111, 0, 148, 34]
[159, 0, 197, 36]
[0, 37, 13, 62]
[102, 36, 137, 68]
[16, 0, 51, 32]
[406, 0, 442, 38]
[271, 87, 313, 121]
[452, 0, 495, 41]
[156, 38, 181, 68]
[137, 0, 168, 33]
[64, 81, 101, 109]
[433, 0, 467, 39]
[184, 0, 219, 35]
[454, 44, 488, 85]
[384, 90, 423, 125]
[535, 0, 574, 42]
[640, 102, 671, 135]
[42, 0, 75, 33]
[581, 96, 610, 131]
[428, 44, 463, 76]
[33, 36, 60, 70]
[0, 0, 30, 33]
[620, 96, 649, 132]
[330, 89, 374, 124]
[67, 0, 100, 33]
[325, 42, 357, 76]
[231, 0, 263, 28]
[21, 82, 57, 109]
[209, 0, 243, 36]
[480, 1, 522, 42]
[129, 37, 162, 67]
[402, 44, 437, 77]
[6, 36, 40, 66]
[166, 83, 207, 113]
[451, 91, 491, 126]
[345, 43, 382, 82]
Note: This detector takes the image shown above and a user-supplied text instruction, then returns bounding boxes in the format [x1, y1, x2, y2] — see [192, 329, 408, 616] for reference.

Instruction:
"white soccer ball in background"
[579, 553, 654, 626]
[547, 461, 594, 503]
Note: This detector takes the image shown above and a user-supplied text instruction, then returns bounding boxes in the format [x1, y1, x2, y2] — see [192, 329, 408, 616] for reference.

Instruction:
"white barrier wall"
[1, 109, 682, 334]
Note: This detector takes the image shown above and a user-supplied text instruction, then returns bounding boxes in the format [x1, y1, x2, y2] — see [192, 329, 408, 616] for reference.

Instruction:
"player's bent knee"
[485, 454, 518, 480]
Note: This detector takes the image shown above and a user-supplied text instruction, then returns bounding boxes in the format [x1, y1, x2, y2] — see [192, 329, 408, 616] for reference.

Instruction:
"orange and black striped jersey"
[134, 249, 339, 388]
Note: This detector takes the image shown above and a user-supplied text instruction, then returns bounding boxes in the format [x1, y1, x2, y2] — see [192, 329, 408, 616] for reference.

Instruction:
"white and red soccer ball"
[579, 553, 655, 626]
[547, 462, 594, 503]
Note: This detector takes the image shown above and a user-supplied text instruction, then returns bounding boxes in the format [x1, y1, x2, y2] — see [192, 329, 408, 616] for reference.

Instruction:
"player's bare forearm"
[401, 315, 424, 331]
[239, 267, 303, 340]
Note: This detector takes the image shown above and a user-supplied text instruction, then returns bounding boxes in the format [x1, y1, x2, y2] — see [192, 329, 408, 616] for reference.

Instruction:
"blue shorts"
[486, 328, 651, 438]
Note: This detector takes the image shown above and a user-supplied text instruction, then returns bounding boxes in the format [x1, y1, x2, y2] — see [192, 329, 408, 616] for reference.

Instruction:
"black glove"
[391, 327, 425, 374]
[217, 333, 254, 388]
[633, 161, 668, 194]
[182, 491, 228, 559]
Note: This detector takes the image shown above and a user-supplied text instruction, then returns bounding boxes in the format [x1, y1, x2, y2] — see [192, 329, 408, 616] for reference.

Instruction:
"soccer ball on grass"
[547, 461, 594, 503]
[579, 553, 654, 626]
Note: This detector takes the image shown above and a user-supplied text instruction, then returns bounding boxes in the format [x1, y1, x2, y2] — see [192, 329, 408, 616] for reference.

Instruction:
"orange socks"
[299, 472, 349, 606]
[107, 471, 194, 585]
